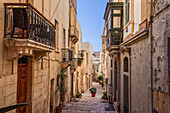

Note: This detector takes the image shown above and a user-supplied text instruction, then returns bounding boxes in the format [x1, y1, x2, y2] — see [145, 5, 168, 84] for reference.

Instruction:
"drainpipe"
[129, 48, 132, 113]
[150, 0, 154, 113]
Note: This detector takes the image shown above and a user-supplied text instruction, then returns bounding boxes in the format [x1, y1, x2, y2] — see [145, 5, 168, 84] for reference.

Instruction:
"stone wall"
[153, 90, 170, 113]
[120, 35, 151, 113]
[0, 0, 70, 113]
[152, 3, 170, 94]
[152, 1, 170, 113]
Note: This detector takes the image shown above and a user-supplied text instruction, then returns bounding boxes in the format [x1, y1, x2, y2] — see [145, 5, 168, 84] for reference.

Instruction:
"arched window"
[124, 57, 128, 72]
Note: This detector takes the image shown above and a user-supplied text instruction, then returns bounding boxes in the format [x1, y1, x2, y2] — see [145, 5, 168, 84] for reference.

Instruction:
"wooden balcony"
[61, 48, 73, 69]
[70, 25, 79, 44]
[104, 2, 123, 52]
[106, 28, 122, 52]
[4, 3, 56, 49]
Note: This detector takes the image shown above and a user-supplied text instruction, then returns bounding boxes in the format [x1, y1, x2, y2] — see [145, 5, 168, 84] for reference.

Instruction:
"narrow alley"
[62, 82, 115, 113]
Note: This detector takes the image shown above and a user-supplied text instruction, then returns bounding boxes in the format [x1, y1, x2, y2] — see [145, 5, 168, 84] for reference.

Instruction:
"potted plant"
[55, 68, 67, 113]
[89, 87, 97, 97]
[101, 92, 108, 100]
[97, 75, 103, 84]
[76, 91, 82, 98]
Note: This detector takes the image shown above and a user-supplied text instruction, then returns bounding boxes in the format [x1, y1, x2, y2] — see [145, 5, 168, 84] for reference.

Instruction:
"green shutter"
[125, 0, 129, 25]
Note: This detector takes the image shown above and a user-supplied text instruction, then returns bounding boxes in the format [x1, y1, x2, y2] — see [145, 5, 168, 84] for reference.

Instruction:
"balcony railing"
[70, 25, 79, 43]
[4, 3, 56, 47]
[61, 48, 73, 62]
[106, 28, 122, 48]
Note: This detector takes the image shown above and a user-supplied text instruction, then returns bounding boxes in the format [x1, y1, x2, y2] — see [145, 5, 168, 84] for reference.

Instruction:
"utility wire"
[50, 0, 62, 21]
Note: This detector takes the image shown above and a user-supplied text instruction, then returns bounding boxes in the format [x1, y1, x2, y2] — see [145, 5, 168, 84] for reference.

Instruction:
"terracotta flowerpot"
[91, 93, 96, 97]
[105, 98, 108, 100]
[97, 81, 100, 83]
[54, 106, 63, 113]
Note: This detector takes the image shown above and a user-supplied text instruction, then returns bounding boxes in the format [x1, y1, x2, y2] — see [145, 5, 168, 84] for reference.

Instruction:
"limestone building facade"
[103, 0, 169, 113]
[81, 42, 93, 89]
[0, 0, 84, 113]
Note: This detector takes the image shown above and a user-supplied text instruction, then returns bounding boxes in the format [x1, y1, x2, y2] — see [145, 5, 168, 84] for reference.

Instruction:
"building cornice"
[120, 28, 148, 46]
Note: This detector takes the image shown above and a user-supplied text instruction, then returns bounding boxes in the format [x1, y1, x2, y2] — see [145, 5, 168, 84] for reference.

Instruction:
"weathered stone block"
[0, 76, 5, 87]
[34, 76, 42, 85]
[5, 93, 16, 106]
[0, 98, 5, 108]
[5, 74, 17, 85]
[33, 90, 42, 100]
[0, 87, 2, 98]
[2, 84, 16, 97]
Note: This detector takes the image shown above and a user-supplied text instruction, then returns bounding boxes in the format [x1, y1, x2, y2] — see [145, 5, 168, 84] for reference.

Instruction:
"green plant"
[77, 58, 82, 65]
[56, 68, 67, 106]
[76, 92, 82, 98]
[89, 87, 97, 93]
[101, 91, 108, 100]
[97, 75, 103, 81]
[105, 78, 108, 84]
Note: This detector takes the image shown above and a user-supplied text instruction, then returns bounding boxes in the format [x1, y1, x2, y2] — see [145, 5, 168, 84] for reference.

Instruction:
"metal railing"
[0, 103, 30, 113]
[61, 48, 73, 62]
[4, 3, 56, 47]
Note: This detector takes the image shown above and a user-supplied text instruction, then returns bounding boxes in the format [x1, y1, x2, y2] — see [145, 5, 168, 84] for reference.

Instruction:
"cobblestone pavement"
[62, 82, 116, 113]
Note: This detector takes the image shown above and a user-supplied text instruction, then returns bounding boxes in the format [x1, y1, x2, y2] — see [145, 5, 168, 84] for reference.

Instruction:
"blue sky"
[77, 0, 108, 52]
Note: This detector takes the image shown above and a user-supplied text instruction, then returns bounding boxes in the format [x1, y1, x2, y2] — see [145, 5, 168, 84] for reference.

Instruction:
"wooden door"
[124, 75, 129, 113]
[71, 73, 74, 97]
[17, 64, 27, 113]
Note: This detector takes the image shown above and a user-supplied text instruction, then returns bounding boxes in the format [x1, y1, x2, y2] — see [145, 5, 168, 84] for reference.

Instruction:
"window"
[125, 0, 130, 25]
[57, 75, 60, 87]
[124, 57, 128, 72]
[63, 28, 66, 47]
[113, 10, 120, 14]
[113, 17, 121, 28]
[41, 58, 43, 69]
[55, 20, 59, 50]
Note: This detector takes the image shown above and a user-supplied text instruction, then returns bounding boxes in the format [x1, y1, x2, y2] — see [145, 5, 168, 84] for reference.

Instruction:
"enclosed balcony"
[104, 2, 123, 52]
[61, 48, 73, 68]
[4, 3, 56, 50]
[70, 25, 79, 44]
[62, 48, 73, 62]
[71, 58, 78, 70]
[106, 28, 122, 51]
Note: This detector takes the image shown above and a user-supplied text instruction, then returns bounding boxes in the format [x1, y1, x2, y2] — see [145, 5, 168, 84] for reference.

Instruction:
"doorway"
[17, 56, 32, 113]
[124, 75, 129, 113]
[71, 73, 74, 98]
[50, 79, 54, 113]
[114, 61, 117, 101]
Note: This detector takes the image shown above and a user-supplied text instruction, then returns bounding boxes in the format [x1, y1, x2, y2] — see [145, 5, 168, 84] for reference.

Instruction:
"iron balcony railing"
[61, 48, 73, 62]
[106, 28, 122, 48]
[4, 3, 56, 47]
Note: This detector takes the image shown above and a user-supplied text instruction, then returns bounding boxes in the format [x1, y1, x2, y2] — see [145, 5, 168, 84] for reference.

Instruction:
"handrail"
[0, 103, 30, 113]
[4, 3, 55, 27]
